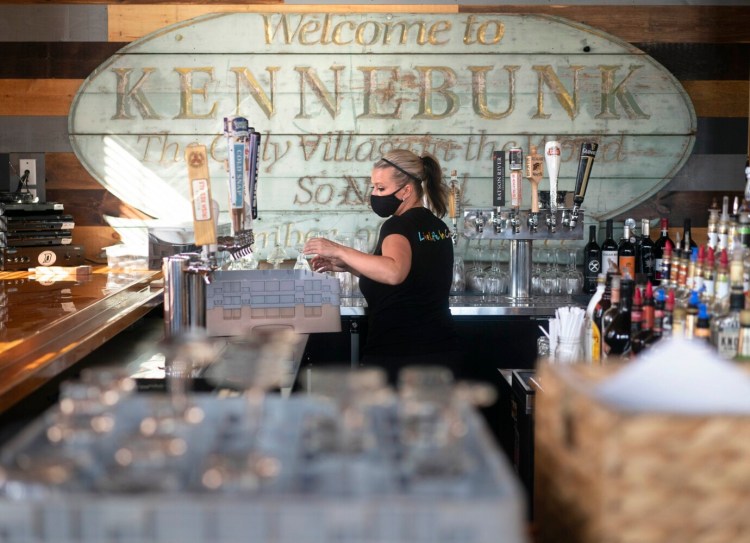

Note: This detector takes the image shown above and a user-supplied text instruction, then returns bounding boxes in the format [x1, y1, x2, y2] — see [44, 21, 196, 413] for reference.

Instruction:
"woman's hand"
[309, 255, 347, 273]
[304, 237, 349, 273]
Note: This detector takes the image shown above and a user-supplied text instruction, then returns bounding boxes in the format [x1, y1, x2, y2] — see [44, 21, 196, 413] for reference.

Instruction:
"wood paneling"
[682, 81, 750, 118]
[460, 5, 750, 44]
[0, 80, 80, 116]
[0, 43, 123, 79]
[45, 152, 104, 190]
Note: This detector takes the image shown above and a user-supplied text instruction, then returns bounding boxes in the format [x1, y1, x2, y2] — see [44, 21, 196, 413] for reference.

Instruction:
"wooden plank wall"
[0, 2, 748, 262]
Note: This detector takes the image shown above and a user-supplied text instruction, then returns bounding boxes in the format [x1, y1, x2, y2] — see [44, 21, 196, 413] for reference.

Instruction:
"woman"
[303, 150, 461, 383]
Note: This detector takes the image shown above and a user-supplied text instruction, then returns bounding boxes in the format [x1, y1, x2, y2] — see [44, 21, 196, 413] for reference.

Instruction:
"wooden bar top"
[0, 266, 162, 413]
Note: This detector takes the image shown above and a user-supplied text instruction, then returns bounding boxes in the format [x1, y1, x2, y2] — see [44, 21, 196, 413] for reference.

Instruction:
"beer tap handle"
[544, 141, 561, 214]
[525, 145, 544, 214]
[509, 148, 523, 211]
[571, 142, 599, 228]
[185, 143, 218, 250]
[449, 170, 460, 244]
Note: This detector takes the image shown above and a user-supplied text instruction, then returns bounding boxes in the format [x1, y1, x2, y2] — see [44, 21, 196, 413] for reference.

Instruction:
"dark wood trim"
[460, 5, 750, 44]
[0, 42, 124, 79]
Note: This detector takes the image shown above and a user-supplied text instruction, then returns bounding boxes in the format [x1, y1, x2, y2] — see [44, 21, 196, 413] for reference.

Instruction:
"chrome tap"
[527, 211, 539, 233]
[567, 207, 579, 229]
[475, 211, 487, 235]
[493, 209, 507, 234]
[546, 211, 557, 233]
[510, 210, 522, 234]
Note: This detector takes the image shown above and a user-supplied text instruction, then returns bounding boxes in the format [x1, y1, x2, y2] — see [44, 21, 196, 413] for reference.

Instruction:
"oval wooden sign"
[69, 12, 695, 250]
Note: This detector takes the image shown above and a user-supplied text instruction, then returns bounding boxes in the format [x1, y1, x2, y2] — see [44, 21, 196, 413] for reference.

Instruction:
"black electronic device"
[0, 202, 82, 270]
[1, 245, 85, 271]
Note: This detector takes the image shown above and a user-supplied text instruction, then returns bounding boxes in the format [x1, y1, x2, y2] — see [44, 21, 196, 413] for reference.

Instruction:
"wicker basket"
[534, 362, 750, 543]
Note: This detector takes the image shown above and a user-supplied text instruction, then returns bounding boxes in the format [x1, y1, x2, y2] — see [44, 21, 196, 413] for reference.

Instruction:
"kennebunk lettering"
[111, 64, 649, 122]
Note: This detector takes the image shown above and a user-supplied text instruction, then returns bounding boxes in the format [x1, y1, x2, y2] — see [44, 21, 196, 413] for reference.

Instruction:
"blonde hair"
[374, 150, 448, 218]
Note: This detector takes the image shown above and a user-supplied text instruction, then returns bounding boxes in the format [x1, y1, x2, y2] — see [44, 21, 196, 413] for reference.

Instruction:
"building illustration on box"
[205, 269, 342, 336]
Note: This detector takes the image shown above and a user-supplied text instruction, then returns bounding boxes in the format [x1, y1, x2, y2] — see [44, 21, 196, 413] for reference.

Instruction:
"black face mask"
[370, 186, 405, 217]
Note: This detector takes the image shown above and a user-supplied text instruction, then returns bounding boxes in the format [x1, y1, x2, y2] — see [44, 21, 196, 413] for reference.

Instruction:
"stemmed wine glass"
[539, 246, 557, 295]
[483, 244, 507, 303]
[465, 240, 487, 297]
[563, 247, 583, 295]
[266, 244, 288, 269]
[293, 244, 311, 271]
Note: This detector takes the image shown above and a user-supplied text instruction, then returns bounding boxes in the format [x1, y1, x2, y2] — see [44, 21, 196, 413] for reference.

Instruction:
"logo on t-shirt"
[417, 228, 451, 242]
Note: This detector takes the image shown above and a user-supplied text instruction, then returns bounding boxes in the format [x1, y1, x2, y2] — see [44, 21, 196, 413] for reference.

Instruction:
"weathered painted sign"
[69, 12, 695, 251]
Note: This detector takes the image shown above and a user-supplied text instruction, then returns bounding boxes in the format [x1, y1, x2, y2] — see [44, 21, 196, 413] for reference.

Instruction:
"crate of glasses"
[0, 367, 528, 543]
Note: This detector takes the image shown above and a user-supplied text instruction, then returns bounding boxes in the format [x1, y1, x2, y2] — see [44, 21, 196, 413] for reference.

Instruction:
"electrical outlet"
[18, 158, 36, 194]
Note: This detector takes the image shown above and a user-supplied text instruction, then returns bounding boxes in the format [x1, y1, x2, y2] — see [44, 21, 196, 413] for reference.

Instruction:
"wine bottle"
[653, 218, 673, 282]
[637, 218, 656, 284]
[604, 277, 634, 356]
[618, 223, 636, 279]
[601, 219, 619, 277]
[632, 282, 655, 354]
[583, 225, 601, 294]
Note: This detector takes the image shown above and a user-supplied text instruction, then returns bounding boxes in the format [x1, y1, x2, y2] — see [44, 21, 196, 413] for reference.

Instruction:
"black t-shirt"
[359, 207, 458, 357]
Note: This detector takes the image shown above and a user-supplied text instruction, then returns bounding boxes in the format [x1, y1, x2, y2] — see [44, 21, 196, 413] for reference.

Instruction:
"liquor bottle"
[601, 274, 622, 344]
[694, 303, 711, 342]
[653, 218, 673, 282]
[657, 240, 673, 295]
[718, 196, 730, 252]
[672, 306, 687, 338]
[711, 286, 745, 359]
[631, 285, 643, 336]
[707, 198, 719, 250]
[593, 271, 616, 361]
[682, 218, 699, 252]
[584, 274, 606, 364]
[729, 196, 740, 254]
[618, 223, 636, 279]
[684, 290, 701, 339]
[652, 286, 665, 343]
[583, 225, 601, 294]
[603, 278, 634, 356]
[601, 219, 619, 277]
[668, 241, 681, 292]
[693, 245, 705, 295]
[713, 249, 730, 314]
[702, 246, 716, 304]
[632, 282, 655, 355]
[734, 309, 750, 362]
[637, 218, 656, 284]
[662, 289, 675, 338]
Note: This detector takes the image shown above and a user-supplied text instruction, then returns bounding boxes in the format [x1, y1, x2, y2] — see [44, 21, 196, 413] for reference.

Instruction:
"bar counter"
[0, 266, 582, 418]
[0, 267, 163, 414]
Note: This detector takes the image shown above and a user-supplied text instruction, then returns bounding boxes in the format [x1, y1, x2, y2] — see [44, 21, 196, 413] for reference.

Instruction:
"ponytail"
[421, 153, 449, 218]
